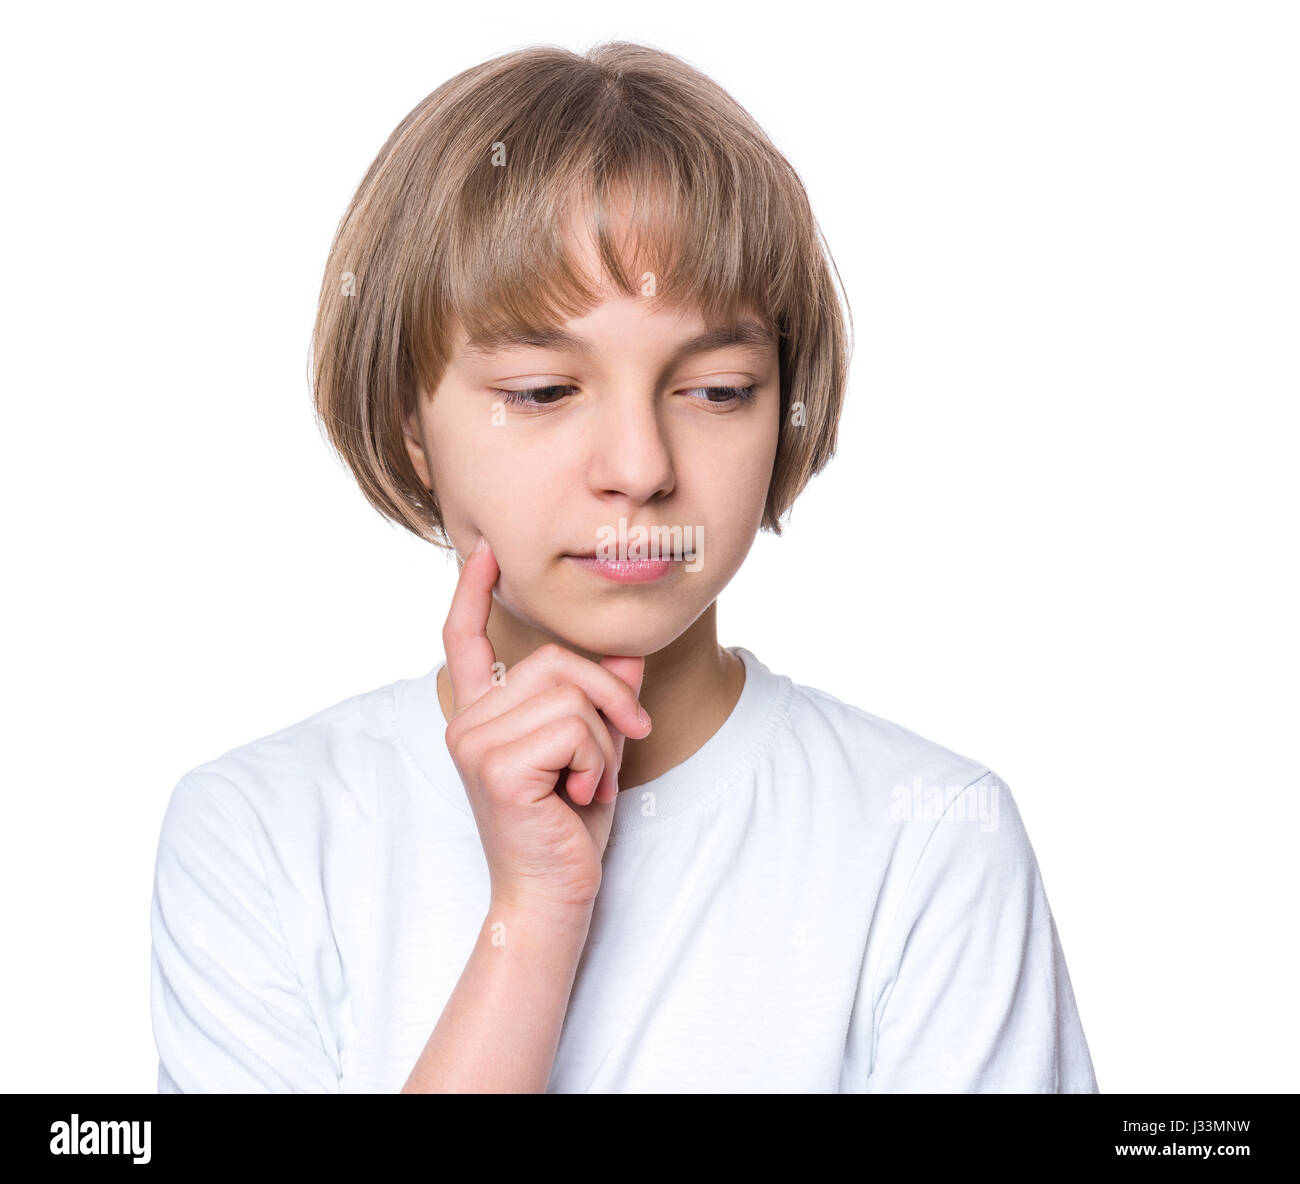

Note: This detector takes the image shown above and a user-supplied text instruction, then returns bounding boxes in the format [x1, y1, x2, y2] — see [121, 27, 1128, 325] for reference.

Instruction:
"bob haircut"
[311, 40, 852, 550]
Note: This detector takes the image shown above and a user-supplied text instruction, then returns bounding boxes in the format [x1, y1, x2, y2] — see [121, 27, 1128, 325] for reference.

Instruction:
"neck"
[617, 607, 744, 789]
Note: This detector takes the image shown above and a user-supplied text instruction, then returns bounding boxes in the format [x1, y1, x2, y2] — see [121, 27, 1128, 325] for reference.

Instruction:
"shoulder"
[158, 672, 410, 848]
[745, 653, 1039, 880]
[768, 658, 994, 814]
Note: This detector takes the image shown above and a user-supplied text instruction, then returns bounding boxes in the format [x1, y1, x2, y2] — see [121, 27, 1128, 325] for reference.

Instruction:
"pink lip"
[566, 556, 681, 584]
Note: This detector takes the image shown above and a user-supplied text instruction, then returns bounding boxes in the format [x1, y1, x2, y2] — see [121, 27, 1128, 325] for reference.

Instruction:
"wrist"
[486, 893, 596, 932]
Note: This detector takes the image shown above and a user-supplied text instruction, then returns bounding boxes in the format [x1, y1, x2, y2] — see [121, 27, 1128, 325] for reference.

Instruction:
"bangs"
[411, 58, 819, 388]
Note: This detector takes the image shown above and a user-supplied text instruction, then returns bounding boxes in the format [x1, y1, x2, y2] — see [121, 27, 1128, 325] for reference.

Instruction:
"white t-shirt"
[150, 646, 1098, 1092]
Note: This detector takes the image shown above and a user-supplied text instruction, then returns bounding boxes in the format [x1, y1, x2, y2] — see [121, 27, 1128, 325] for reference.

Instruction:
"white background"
[2, 0, 1296, 1092]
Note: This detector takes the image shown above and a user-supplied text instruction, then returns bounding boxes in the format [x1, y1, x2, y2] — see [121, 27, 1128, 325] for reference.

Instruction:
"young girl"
[150, 40, 1098, 1093]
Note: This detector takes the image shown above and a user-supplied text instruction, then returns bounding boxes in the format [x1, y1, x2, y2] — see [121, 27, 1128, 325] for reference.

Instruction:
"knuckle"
[479, 747, 507, 786]
[562, 714, 589, 746]
[556, 683, 588, 713]
[452, 724, 485, 767]
[536, 642, 565, 665]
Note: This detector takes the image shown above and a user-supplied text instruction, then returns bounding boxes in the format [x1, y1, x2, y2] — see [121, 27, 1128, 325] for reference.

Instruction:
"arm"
[865, 770, 1098, 1093]
[150, 771, 340, 1092]
[401, 898, 594, 1093]
[403, 539, 648, 1092]
[153, 769, 594, 1094]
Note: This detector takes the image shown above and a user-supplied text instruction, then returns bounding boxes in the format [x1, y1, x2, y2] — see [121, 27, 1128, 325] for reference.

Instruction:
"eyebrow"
[460, 318, 778, 367]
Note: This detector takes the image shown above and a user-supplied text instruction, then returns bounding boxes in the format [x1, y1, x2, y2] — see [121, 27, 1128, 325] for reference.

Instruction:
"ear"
[401, 403, 432, 490]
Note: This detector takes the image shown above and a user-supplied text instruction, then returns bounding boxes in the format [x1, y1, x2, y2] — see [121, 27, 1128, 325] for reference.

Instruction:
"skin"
[402, 247, 781, 790]
[398, 220, 782, 1091]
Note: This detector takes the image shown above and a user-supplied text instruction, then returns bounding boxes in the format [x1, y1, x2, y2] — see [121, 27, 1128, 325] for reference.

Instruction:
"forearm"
[401, 899, 594, 1093]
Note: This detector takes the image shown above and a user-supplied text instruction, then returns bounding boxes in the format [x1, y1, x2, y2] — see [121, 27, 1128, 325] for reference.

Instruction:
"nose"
[583, 387, 676, 508]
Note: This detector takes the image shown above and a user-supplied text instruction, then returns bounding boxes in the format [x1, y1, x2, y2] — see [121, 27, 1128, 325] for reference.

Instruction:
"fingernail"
[638, 705, 651, 732]
[470, 536, 486, 556]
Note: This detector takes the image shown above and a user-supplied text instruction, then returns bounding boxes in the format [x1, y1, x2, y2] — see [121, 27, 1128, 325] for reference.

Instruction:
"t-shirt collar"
[391, 645, 790, 839]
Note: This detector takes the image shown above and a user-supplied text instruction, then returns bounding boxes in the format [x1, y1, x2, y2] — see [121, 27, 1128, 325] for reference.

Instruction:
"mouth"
[562, 522, 702, 582]
[565, 531, 697, 564]
[564, 547, 696, 562]
[563, 554, 689, 584]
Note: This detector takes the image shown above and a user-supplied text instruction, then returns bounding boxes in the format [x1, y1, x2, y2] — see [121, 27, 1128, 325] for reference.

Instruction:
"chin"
[542, 615, 686, 661]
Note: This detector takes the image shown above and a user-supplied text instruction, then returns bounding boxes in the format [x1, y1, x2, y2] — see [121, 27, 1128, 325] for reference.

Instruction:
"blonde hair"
[311, 40, 852, 549]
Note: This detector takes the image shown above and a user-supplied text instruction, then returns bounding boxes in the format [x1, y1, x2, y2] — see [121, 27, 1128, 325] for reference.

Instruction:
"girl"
[150, 40, 1097, 1093]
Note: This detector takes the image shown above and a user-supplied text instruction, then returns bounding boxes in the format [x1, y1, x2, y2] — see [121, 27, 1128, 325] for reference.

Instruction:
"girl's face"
[403, 277, 781, 659]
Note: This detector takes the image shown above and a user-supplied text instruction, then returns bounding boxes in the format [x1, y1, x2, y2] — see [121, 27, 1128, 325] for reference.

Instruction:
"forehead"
[457, 314, 778, 362]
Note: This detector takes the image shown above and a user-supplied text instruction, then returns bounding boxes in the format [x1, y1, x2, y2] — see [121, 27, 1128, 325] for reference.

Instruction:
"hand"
[440, 536, 652, 913]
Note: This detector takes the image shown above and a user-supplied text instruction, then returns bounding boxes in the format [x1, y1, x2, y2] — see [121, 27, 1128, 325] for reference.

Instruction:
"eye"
[683, 385, 758, 405]
[490, 385, 576, 408]
[489, 383, 759, 409]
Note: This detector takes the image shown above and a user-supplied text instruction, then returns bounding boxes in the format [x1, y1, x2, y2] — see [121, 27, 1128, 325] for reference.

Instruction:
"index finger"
[441, 535, 499, 714]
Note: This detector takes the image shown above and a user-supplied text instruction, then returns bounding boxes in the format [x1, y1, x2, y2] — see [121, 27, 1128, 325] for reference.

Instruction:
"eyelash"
[491, 384, 758, 408]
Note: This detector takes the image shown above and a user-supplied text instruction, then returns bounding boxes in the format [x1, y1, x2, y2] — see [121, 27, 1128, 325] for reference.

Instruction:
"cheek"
[450, 475, 559, 580]
[431, 419, 546, 521]
[475, 463, 559, 545]
[700, 420, 778, 504]
[696, 426, 777, 566]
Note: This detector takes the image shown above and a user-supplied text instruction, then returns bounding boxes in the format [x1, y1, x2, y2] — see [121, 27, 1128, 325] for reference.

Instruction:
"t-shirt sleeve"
[865, 770, 1097, 1093]
[150, 771, 341, 1092]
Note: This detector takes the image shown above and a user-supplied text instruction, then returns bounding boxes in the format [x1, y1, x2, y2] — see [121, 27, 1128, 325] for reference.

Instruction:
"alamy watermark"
[595, 516, 703, 572]
[889, 777, 1000, 832]
[50, 1114, 150, 1164]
